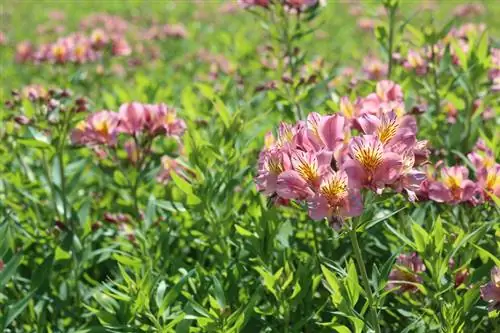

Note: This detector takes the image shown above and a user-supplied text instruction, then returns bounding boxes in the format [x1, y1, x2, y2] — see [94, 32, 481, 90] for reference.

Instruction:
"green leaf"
[321, 265, 342, 306]
[0, 253, 22, 288]
[332, 325, 351, 333]
[170, 171, 193, 195]
[384, 222, 416, 249]
[212, 276, 226, 309]
[235, 224, 254, 237]
[214, 97, 231, 128]
[463, 287, 480, 312]
[3, 288, 37, 328]
[112, 253, 142, 269]
[431, 216, 445, 254]
[55, 246, 72, 261]
[411, 222, 429, 253]
[472, 244, 500, 266]
[345, 260, 361, 306]
[159, 269, 195, 315]
[254, 266, 278, 299]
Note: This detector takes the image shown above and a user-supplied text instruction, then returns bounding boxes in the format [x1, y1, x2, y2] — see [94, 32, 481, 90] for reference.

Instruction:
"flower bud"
[14, 115, 31, 125]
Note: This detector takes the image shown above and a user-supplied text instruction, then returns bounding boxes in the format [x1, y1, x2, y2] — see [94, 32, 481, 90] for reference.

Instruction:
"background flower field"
[0, 1, 499, 332]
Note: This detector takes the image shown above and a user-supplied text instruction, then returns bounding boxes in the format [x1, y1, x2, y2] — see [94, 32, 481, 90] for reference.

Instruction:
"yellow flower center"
[75, 45, 85, 58]
[165, 112, 176, 125]
[320, 175, 348, 205]
[267, 158, 284, 175]
[94, 119, 110, 136]
[278, 126, 294, 147]
[486, 172, 499, 191]
[353, 142, 383, 172]
[76, 120, 86, 131]
[377, 118, 399, 144]
[341, 100, 355, 119]
[53, 45, 66, 58]
[443, 175, 461, 190]
[294, 155, 319, 184]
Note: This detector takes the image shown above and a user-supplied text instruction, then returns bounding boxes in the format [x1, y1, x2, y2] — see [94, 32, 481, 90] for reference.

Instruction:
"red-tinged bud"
[5, 100, 13, 109]
[0, 259, 4, 271]
[14, 115, 31, 125]
[54, 220, 66, 231]
[48, 98, 60, 111]
[91, 221, 102, 231]
[103, 212, 119, 224]
[281, 74, 293, 84]
[60, 89, 72, 98]
[455, 269, 469, 287]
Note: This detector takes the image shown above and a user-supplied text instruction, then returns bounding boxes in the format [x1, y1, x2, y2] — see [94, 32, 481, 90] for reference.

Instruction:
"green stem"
[349, 219, 381, 333]
[387, 8, 396, 79]
[58, 149, 67, 223]
[41, 151, 62, 222]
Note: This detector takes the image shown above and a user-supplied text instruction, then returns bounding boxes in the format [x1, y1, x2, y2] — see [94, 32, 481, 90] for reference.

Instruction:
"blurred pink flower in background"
[453, 3, 485, 18]
[362, 56, 388, 81]
[15, 41, 33, 63]
[428, 166, 477, 204]
[481, 266, 500, 311]
[387, 253, 426, 293]
[403, 50, 427, 75]
[72, 111, 120, 146]
[238, 0, 269, 8]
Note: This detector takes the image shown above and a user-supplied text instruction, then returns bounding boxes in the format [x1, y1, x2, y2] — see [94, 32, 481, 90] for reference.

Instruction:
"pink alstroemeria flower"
[143, 104, 186, 138]
[238, 0, 269, 8]
[118, 102, 145, 135]
[357, 111, 417, 151]
[305, 112, 347, 154]
[362, 56, 388, 81]
[255, 148, 291, 196]
[276, 149, 331, 200]
[480, 266, 500, 311]
[475, 165, 500, 204]
[360, 80, 405, 116]
[428, 166, 477, 204]
[392, 152, 426, 202]
[404, 50, 427, 75]
[387, 253, 426, 293]
[71, 111, 120, 146]
[308, 170, 363, 228]
[344, 135, 403, 191]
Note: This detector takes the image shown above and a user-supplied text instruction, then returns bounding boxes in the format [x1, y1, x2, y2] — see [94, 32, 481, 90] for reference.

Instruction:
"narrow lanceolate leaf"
[321, 265, 342, 306]
[0, 253, 22, 289]
[3, 288, 37, 328]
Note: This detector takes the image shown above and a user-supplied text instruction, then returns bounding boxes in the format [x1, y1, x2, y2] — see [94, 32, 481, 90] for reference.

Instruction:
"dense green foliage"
[0, 1, 499, 332]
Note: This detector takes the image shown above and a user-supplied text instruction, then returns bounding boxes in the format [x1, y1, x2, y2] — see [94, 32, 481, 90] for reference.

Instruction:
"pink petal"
[343, 190, 363, 216]
[318, 114, 345, 151]
[428, 182, 452, 203]
[357, 114, 380, 135]
[307, 196, 330, 220]
[342, 158, 365, 189]
[373, 152, 403, 185]
[276, 170, 314, 200]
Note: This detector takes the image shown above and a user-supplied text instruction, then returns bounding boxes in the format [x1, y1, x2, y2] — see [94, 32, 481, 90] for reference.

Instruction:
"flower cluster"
[239, 0, 323, 11]
[255, 81, 428, 227]
[419, 140, 499, 205]
[72, 102, 186, 149]
[5, 87, 88, 127]
[15, 29, 131, 65]
[387, 253, 470, 293]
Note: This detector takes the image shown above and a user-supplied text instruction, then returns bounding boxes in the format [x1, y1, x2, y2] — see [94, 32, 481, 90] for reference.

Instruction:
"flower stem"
[349, 219, 381, 333]
[387, 7, 396, 79]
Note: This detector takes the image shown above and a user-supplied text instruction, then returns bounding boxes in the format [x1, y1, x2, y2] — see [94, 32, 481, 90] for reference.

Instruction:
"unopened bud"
[14, 115, 31, 125]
